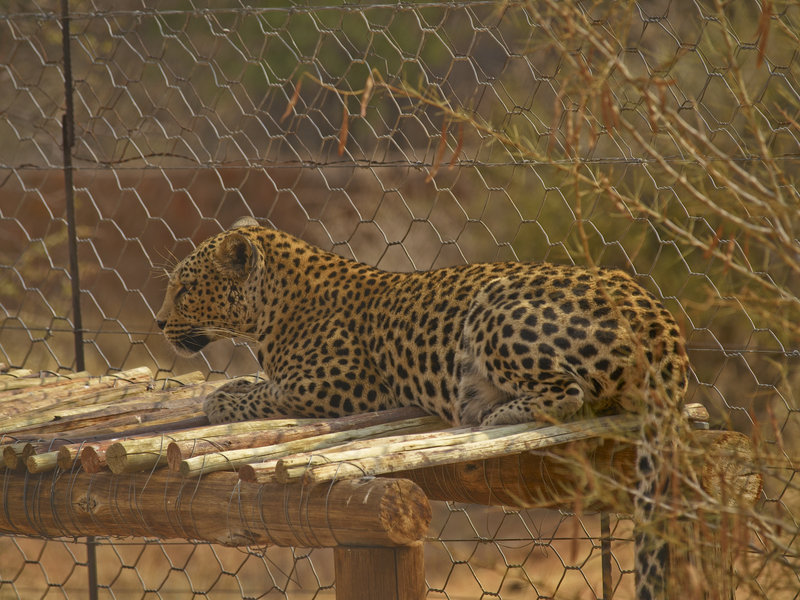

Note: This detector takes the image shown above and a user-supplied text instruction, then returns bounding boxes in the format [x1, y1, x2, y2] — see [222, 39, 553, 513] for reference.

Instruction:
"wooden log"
[0, 470, 431, 548]
[334, 542, 425, 600]
[0, 368, 33, 379]
[392, 429, 761, 512]
[1, 370, 210, 436]
[271, 424, 506, 483]
[238, 459, 280, 483]
[3, 441, 62, 473]
[2, 443, 30, 470]
[298, 416, 639, 484]
[682, 402, 709, 423]
[2, 384, 153, 432]
[7, 394, 205, 436]
[45, 415, 216, 472]
[0, 376, 107, 412]
[177, 416, 443, 478]
[104, 437, 168, 472]
[76, 414, 232, 473]
[59, 443, 93, 471]
[0, 369, 34, 390]
[88, 414, 209, 439]
[27, 451, 60, 474]
[78, 445, 107, 473]
[51, 405, 206, 439]
[167, 407, 432, 469]
[103, 418, 318, 474]
[0, 371, 90, 393]
[0, 367, 153, 423]
[239, 406, 705, 484]
[4, 414, 210, 446]
[16, 414, 215, 474]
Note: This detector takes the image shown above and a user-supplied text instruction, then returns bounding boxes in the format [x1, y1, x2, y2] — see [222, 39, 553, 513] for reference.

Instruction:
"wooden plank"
[0, 470, 431, 548]
[334, 542, 425, 600]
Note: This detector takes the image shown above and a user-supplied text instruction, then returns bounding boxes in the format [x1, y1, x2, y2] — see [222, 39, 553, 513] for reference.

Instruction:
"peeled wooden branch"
[7, 385, 211, 437]
[73, 416, 224, 473]
[0, 370, 89, 393]
[0, 368, 33, 382]
[236, 403, 713, 487]
[78, 445, 108, 473]
[177, 416, 443, 478]
[167, 407, 432, 469]
[393, 429, 761, 512]
[1, 370, 210, 437]
[2, 443, 30, 470]
[297, 416, 640, 484]
[0, 470, 431, 548]
[103, 418, 318, 474]
[27, 451, 60, 474]
[0, 367, 154, 428]
[269, 421, 559, 483]
[51, 405, 206, 439]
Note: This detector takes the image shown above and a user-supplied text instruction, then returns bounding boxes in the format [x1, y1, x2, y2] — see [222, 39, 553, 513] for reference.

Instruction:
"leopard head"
[156, 217, 263, 355]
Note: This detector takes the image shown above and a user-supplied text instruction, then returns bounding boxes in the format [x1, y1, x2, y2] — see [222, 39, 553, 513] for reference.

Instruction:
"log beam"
[393, 430, 762, 512]
[0, 470, 431, 548]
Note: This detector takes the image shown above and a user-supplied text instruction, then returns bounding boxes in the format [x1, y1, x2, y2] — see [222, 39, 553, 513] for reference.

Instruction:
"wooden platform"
[0, 366, 763, 600]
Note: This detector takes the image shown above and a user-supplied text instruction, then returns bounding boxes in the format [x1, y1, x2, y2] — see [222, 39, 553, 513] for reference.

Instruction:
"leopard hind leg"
[455, 338, 584, 426]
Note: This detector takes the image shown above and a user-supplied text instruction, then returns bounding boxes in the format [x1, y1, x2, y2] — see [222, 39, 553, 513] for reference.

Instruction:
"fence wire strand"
[1, 1, 799, 598]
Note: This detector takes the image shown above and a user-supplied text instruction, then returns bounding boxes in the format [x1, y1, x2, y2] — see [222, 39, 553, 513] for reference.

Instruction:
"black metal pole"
[60, 0, 83, 373]
[600, 512, 613, 600]
[60, 2, 97, 599]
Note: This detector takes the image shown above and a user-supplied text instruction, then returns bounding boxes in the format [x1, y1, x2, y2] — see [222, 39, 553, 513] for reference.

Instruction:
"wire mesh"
[1, 1, 798, 598]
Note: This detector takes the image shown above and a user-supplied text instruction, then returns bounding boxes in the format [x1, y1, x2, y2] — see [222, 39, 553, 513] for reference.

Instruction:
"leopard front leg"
[203, 359, 398, 424]
[203, 378, 289, 423]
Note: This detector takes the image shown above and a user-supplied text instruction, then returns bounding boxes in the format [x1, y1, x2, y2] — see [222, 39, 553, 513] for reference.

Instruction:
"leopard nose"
[156, 319, 166, 330]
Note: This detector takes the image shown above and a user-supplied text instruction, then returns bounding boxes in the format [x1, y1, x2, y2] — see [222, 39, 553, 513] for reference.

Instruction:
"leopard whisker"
[152, 249, 181, 274]
[202, 326, 261, 345]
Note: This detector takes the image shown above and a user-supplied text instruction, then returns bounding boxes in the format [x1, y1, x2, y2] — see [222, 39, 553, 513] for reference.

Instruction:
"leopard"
[157, 216, 689, 600]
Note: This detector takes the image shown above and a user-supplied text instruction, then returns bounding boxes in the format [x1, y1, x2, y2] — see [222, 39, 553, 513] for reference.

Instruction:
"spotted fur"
[157, 219, 688, 598]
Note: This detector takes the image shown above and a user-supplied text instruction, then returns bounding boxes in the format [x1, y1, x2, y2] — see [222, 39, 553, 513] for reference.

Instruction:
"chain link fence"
[1, 1, 798, 598]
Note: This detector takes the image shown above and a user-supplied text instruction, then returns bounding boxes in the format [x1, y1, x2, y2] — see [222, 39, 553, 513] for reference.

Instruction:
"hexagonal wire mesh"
[0, 1, 798, 598]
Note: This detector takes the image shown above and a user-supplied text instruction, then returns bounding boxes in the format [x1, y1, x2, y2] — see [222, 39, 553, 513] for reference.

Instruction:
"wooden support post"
[654, 425, 757, 599]
[334, 542, 425, 600]
[669, 513, 736, 600]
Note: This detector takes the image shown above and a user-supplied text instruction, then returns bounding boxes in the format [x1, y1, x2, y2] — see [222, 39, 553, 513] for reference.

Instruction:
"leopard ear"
[216, 232, 257, 279]
[230, 216, 259, 229]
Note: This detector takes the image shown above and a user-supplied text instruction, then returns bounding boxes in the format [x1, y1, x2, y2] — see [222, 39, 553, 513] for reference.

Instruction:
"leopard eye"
[175, 281, 195, 300]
